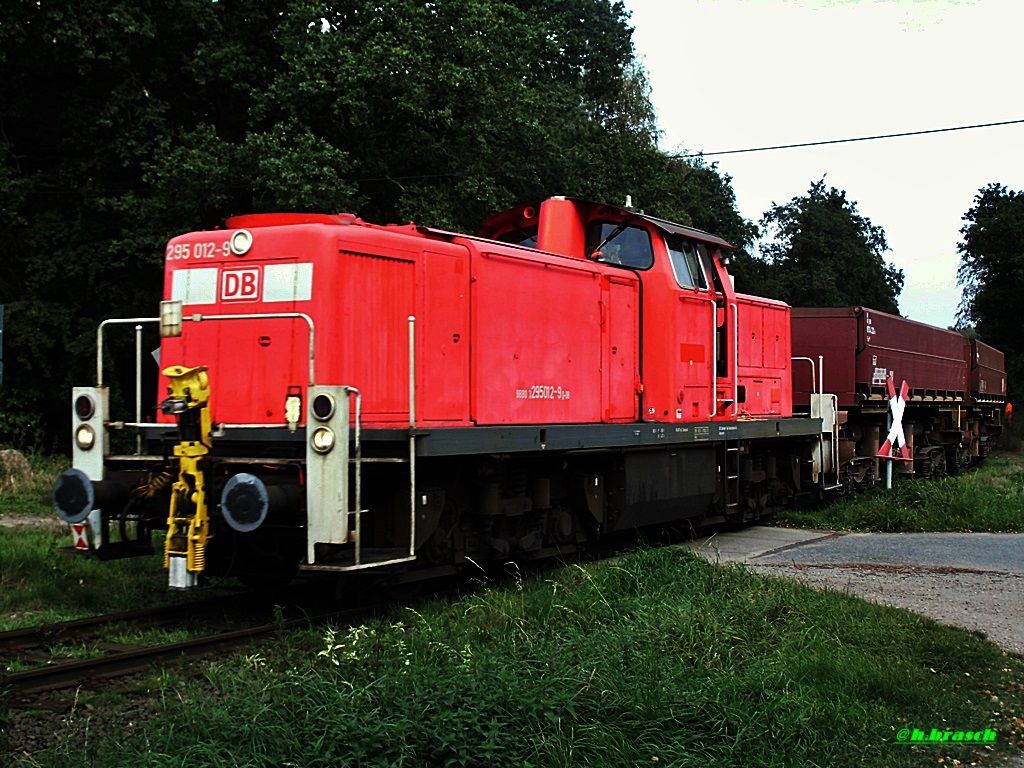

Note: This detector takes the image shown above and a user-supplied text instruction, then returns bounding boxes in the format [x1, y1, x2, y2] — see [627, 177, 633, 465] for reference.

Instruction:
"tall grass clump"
[21, 547, 1024, 767]
[775, 448, 1024, 532]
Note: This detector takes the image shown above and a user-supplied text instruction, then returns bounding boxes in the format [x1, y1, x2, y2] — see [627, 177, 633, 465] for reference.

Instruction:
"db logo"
[221, 268, 260, 302]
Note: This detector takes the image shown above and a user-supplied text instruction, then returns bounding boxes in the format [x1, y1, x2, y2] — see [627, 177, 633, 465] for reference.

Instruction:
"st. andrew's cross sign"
[877, 376, 912, 462]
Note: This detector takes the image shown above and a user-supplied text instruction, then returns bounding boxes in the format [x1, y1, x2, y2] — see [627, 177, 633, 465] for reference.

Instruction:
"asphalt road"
[756, 531, 1024, 574]
[686, 527, 1024, 573]
[686, 527, 1024, 655]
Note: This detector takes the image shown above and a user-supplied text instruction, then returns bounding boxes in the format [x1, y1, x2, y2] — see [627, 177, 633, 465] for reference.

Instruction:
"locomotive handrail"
[731, 302, 739, 415]
[349, 318, 413, 569]
[118, 422, 298, 430]
[98, 312, 316, 386]
[134, 323, 143, 452]
[96, 317, 161, 388]
[794, 354, 841, 491]
[97, 312, 316, 456]
[97, 317, 162, 454]
[792, 357, 817, 394]
[408, 315, 417, 559]
[182, 312, 316, 385]
[704, 296, 717, 418]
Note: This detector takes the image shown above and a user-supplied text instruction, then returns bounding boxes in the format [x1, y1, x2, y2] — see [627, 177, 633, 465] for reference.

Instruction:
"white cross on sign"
[877, 377, 912, 462]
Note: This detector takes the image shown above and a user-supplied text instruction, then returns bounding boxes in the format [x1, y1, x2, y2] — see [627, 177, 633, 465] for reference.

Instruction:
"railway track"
[0, 594, 239, 658]
[0, 585, 367, 699]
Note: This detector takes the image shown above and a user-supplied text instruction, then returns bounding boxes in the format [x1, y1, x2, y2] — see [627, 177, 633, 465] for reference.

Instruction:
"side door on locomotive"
[612, 213, 737, 424]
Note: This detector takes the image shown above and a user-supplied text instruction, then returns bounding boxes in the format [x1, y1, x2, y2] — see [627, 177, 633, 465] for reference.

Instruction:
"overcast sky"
[624, 0, 1024, 329]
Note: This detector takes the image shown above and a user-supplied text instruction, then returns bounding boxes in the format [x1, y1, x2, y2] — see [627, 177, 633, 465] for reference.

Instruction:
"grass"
[0, 450, 67, 517]
[4, 658, 32, 673]
[11, 547, 1024, 767]
[0, 452, 212, 630]
[99, 624, 194, 647]
[0, 525, 203, 631]
[46, 642, 106, 661]
[4, 448, 1024, 764]
[775, 446, 1024, 533]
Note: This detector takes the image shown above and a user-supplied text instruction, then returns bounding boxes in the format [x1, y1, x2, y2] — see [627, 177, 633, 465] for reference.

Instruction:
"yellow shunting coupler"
[160, 365, 213, 589]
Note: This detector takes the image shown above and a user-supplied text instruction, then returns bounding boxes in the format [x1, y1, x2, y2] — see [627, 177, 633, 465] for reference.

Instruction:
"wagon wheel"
[956, 445, 972, 471]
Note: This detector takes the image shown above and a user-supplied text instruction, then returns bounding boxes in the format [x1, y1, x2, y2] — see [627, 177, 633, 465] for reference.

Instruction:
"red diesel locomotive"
[52, 197, 1000, 588]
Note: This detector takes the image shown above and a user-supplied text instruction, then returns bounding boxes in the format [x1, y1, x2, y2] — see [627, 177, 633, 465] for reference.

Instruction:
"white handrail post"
[408, 316, 417, 558]
[709, 299, 717, 418]
[135, 324, 143, 454]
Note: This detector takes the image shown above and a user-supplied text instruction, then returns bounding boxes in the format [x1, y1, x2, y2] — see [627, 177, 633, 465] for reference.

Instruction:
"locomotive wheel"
[423, 498, 459, 564]
[232, 530, 302, 591]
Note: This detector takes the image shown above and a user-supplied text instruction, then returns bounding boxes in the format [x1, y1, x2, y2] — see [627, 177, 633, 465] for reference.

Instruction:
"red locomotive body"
[162, 212, 640, 428]
[58, 196, 1001, 590]
[736, 293, 792, 418]
[161, 197, 791, 431]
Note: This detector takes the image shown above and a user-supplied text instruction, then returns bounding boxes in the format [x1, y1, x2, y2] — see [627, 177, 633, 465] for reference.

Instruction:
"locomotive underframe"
[76, 417, 824, 586]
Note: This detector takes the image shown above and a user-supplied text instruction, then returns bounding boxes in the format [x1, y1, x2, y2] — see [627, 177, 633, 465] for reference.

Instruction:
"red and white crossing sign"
[877, 377, 912, 462]
[71, 523, 90, 550]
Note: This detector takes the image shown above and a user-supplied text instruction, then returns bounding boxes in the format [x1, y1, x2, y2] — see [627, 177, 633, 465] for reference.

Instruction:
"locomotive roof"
[629, 210, 735, 250]
[476, 197, 735, 251]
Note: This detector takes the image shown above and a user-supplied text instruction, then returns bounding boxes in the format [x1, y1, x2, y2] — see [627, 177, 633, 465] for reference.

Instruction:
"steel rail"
[0, 595, 245, 656]
[2, 606, 366, 697]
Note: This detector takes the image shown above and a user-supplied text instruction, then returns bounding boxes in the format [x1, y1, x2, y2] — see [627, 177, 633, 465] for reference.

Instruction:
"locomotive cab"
[480, 196, 747, 423]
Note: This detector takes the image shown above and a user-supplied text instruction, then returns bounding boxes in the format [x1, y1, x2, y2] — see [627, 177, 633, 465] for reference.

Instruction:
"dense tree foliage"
[0, 0, 751, 447]
[1, 0, 299, 445]
[733, 180, 904, 314]
[957, 183, 1024, 398]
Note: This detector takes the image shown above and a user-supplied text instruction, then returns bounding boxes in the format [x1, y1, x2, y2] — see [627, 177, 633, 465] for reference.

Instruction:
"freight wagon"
[791, 307, 1004, 482]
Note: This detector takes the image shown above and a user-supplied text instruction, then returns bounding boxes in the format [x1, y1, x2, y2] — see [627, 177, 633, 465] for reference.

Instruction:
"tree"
[0, 0, 749, 447]
[0, 0, 295, 447]
[599, 154, 754, 255]
[957, 183, 1024, 397]
[241, 0, 658, 229]
[749, 180, 904, 313]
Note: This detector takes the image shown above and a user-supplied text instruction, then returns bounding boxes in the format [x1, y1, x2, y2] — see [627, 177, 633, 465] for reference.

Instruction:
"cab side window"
[586, 221, 654, 270]
[667, 236, 710, 291]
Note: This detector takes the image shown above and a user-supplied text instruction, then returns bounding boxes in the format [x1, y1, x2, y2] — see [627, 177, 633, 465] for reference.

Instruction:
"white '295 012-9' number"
[166, 241, 230, 260]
